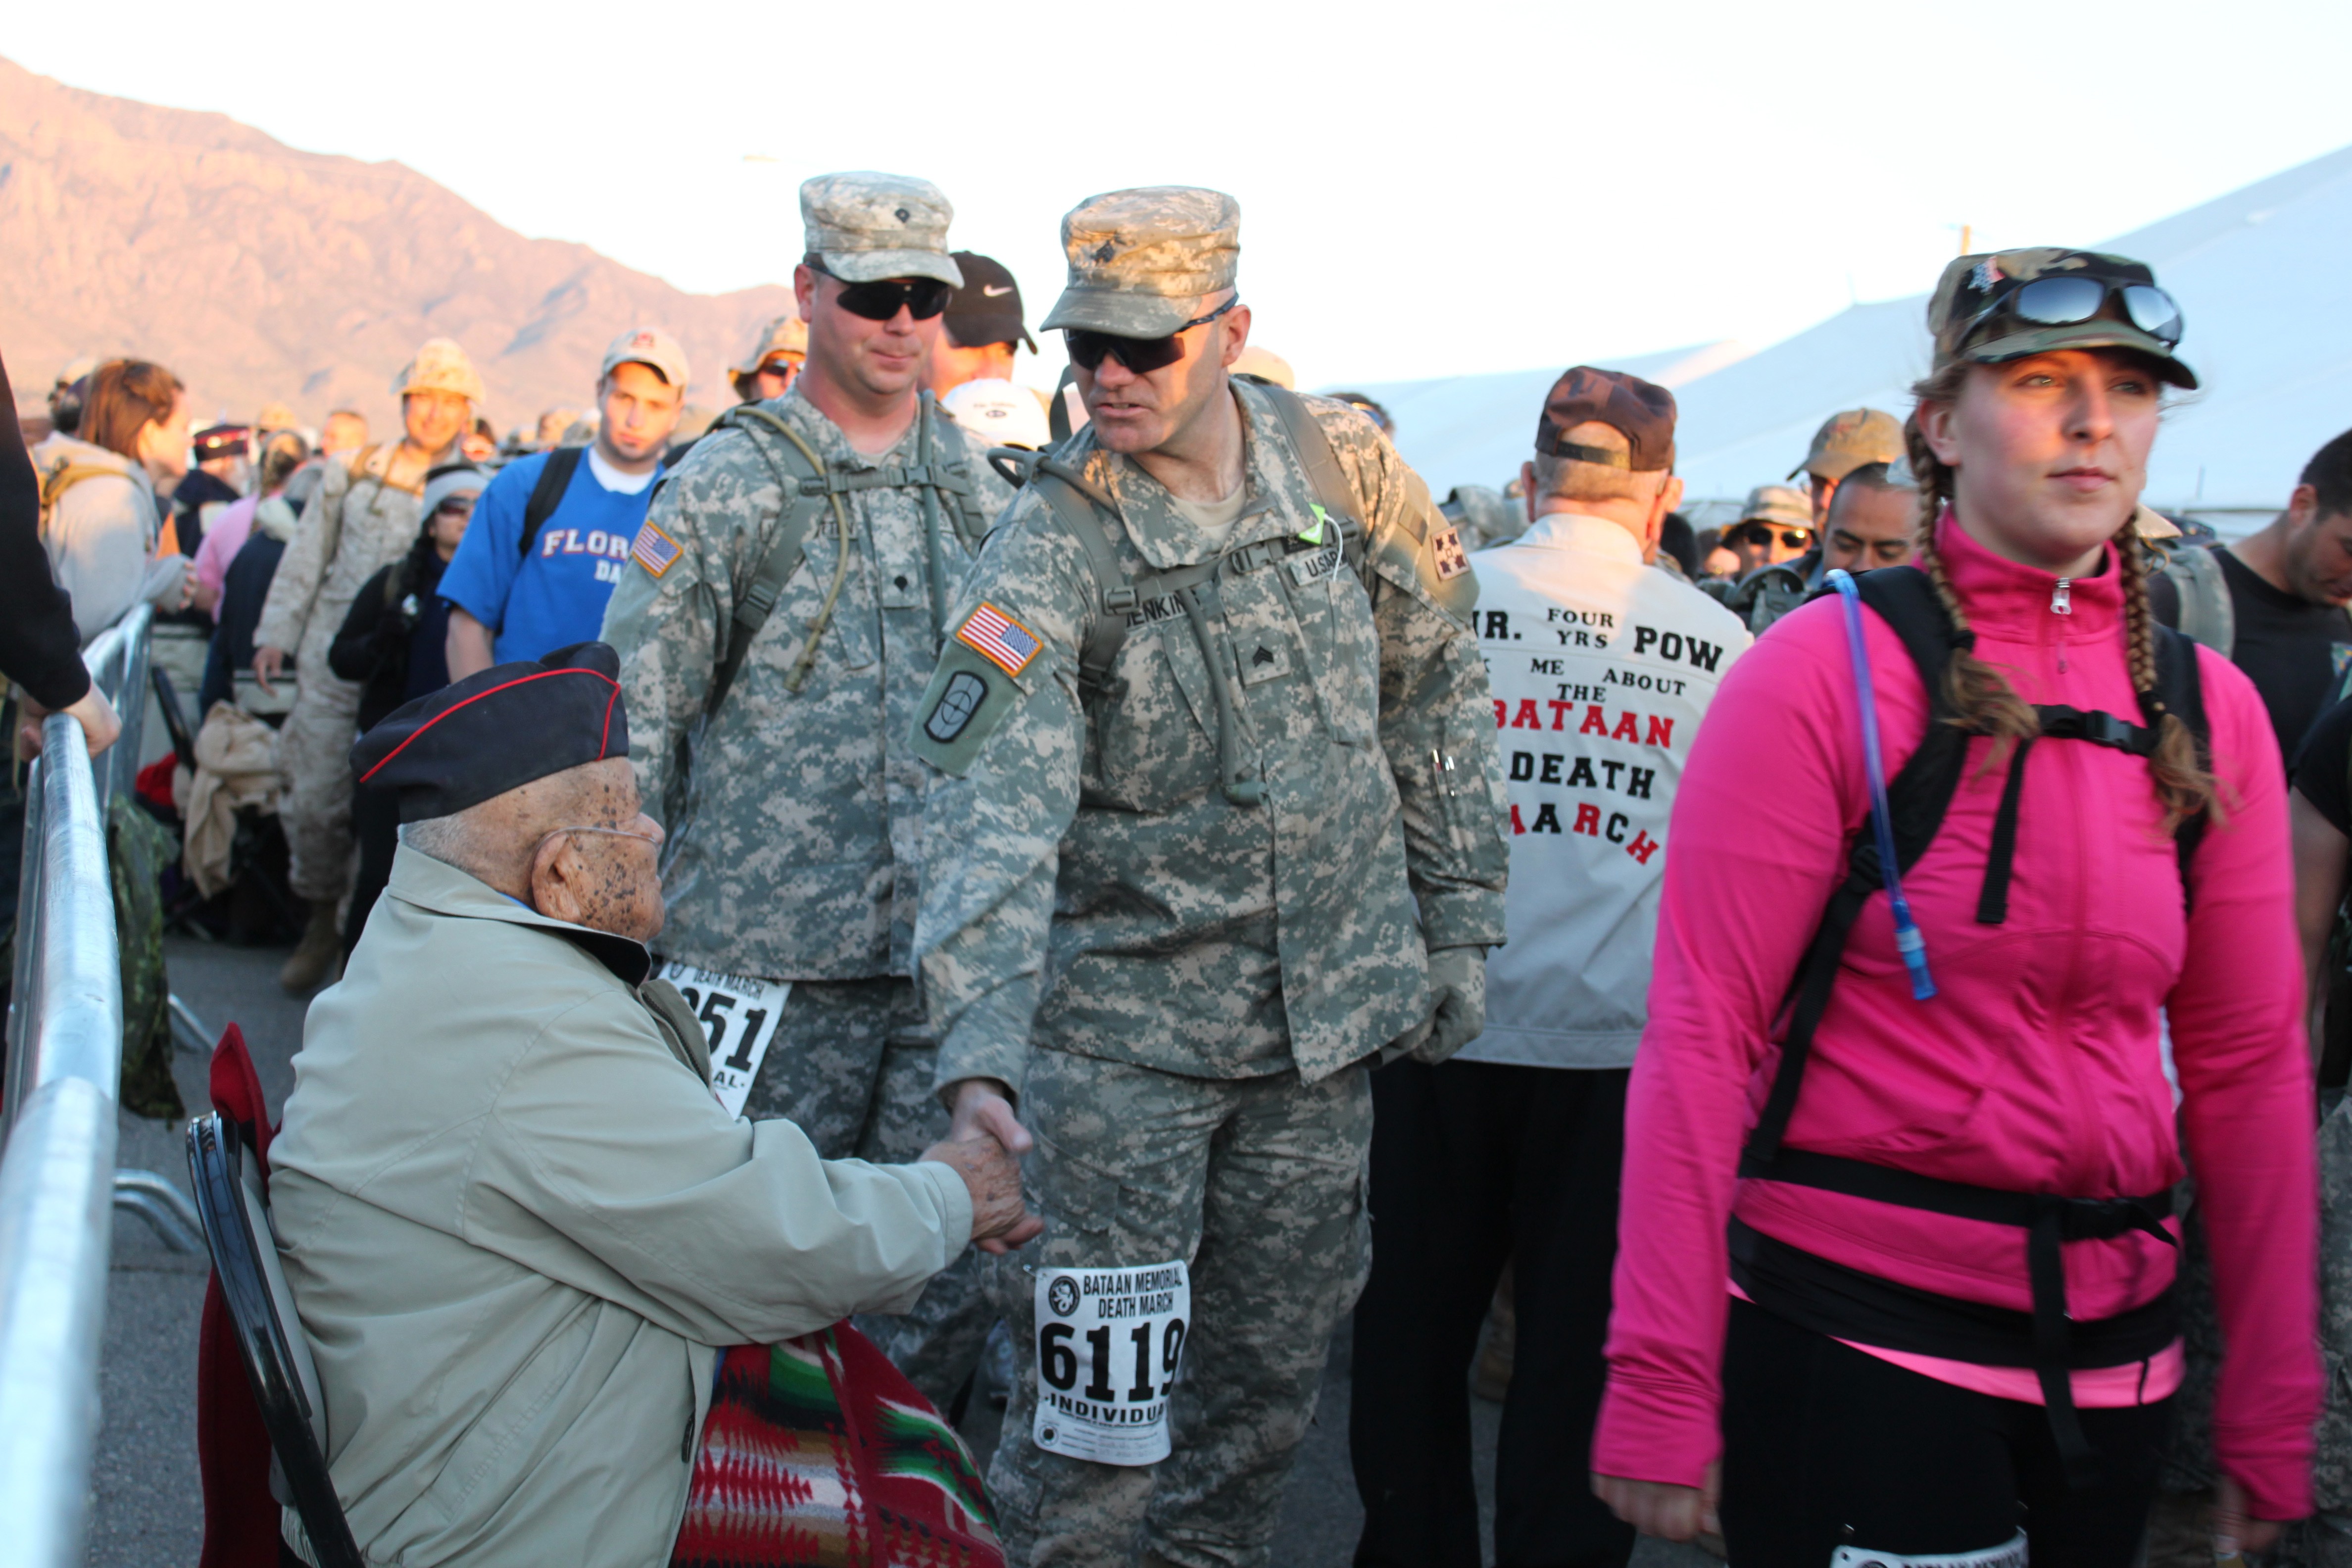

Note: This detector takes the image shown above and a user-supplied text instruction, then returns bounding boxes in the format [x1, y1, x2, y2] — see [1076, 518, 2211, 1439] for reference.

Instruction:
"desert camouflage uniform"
[252, 447, 430, 902]
[912, 378, 1509, 1567]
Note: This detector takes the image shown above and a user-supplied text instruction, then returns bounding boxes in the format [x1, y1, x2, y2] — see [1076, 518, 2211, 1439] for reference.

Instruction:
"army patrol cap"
[1042, 187, 1241, 338]
[1536, 366, 1677, 471]
[392, 338, 486, 405]
[1928, 248, 2197, 389]
[800, 172, 964, 287]
[353, 641, 630, 823]
[1789, 408, 1904, 483]
[1739, 484, 1813, 531]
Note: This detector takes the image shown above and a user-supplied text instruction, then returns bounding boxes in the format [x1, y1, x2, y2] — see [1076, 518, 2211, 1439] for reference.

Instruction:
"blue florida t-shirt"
[438, 447, 661, 662]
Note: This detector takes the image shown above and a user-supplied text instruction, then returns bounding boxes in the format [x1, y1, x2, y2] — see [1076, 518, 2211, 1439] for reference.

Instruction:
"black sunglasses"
[1064, 297, 1241, 374]
[1960, 274, 2183, 352]
[1731, 522, 1810, 550]
[817, 268, 952, 322]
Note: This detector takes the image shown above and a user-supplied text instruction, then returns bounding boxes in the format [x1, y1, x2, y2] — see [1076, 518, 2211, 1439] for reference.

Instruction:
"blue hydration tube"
[1826, 569, 1936, 1001]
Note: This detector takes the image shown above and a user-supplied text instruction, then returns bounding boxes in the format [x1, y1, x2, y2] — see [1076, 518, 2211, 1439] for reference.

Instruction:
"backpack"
[38, 455, 120, 536]
[1003, 382, 1372, 708]
[979, 384, 1382, 811]
[1736, 563, 2211, 1485]
[692, 392, 991, 724]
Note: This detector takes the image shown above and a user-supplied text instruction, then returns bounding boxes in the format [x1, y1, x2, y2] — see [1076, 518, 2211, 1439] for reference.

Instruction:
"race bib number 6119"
[1032, 1261, 1191, 1466]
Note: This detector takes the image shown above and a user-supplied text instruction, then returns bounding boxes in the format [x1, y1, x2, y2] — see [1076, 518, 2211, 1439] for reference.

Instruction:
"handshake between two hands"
[918, 1079, 1046, 1254]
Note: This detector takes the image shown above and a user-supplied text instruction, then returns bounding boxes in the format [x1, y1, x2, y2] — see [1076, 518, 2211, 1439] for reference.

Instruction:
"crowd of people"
[5, 172, 2352, 1568]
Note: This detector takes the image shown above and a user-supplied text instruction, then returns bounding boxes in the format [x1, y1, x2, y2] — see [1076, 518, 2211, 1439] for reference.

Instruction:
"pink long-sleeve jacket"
[1594, 517, 2320, 1519]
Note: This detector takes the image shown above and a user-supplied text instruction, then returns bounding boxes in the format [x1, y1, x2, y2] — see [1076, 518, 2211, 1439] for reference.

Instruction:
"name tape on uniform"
[1032, 1260, 1190, 1467]
[654, 961, 790, 1117]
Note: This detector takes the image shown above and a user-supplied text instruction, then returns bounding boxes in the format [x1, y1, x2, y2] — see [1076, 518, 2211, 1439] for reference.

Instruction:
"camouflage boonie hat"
[1042, 187, 1240, 338]
[1789, 408, 1904, 483]
[1738, 484, 1813, 531]
[392, 338, 485, 404]
[800, 172, 963, 288]
[1928, 248, 2196, 389]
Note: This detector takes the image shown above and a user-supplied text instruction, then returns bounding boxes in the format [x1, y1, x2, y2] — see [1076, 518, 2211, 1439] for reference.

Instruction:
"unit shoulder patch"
[1431, 525, 1471, 581]
[909, 638, 1033, 777]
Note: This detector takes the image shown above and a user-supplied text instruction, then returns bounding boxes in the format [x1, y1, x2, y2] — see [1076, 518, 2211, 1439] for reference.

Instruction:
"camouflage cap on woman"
[1927, 248, 2197, 389]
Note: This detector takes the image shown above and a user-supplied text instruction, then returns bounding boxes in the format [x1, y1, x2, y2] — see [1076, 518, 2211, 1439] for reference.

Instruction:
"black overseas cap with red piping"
[351, 642, 629, 823]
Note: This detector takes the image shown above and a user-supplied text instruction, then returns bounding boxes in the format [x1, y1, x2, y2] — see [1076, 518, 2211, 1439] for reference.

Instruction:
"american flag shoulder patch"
[955, 602, 1041, 678]
[629, 521, 682, 578]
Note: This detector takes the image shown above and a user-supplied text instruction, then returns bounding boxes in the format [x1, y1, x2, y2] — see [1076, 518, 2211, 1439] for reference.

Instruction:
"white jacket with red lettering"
[1460, 512, 1753, 1070]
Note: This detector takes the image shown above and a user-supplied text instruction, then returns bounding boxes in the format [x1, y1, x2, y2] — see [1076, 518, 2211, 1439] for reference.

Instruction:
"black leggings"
[1720, 1298, 2173, 1568]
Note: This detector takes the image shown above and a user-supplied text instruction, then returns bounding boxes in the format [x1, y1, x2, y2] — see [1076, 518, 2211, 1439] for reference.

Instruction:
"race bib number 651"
[653, 961, 790, 1118]
[1032, 1261, 1191, 1466]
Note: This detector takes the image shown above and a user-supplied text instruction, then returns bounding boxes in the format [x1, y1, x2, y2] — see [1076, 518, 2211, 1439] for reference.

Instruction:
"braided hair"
[1904, 362, 2217, 833]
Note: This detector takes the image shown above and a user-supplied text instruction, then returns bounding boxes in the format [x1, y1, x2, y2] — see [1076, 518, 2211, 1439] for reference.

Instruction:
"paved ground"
[90, 934, 1714, 1568]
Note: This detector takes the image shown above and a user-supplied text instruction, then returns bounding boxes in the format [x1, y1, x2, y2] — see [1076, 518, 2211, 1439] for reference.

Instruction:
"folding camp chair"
[185, 1113, 364, 1568]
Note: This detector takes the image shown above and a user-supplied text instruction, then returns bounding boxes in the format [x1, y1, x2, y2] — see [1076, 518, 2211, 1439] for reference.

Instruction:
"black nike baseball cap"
[943, 251, 1036, 353]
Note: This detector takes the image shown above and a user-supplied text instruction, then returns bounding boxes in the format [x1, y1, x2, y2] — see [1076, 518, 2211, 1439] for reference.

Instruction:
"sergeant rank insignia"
[1431, 525, 1471, 581]
[956, 602, 1041, 677]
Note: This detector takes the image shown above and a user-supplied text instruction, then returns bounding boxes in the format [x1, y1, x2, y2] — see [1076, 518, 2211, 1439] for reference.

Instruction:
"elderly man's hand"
[919, 1131, 1043, 1254]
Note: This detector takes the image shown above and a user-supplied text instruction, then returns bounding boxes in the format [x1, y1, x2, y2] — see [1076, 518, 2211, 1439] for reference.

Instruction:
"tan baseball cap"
[392, 339, 485, 404]
[1789, 408, 1905, 483]
[733, 313, 809, 377]
[1740, 484, 1813, 531]
[254, 400, 299, 433]
[800, 172, 963, 287]
[599, 327, 690, 389]
[1041, 187, 1241, 338]
[1232, 345, 1293, 388]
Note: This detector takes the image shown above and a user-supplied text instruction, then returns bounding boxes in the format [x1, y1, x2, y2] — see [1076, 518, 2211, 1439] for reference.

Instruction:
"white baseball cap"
[941, 378, 1050, 450]
[600, 327, 690, 390]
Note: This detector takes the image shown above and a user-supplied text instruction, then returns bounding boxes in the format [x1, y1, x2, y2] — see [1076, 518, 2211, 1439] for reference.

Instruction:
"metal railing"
[0, 604, 152, 1568]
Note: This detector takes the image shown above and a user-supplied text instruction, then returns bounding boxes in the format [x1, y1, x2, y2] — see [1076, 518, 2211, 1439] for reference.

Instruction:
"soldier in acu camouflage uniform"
[253, 339, 480, 992]
[599, 172, 1012, 1402]
[908, 187, 1509, 1568]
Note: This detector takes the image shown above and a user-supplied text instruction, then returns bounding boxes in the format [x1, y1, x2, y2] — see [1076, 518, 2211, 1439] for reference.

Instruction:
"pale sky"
[12, 0, 2352, 392]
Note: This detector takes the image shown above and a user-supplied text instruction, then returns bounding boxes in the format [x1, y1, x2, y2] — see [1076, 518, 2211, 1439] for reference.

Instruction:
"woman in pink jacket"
[1593, 249, 2319, 1567]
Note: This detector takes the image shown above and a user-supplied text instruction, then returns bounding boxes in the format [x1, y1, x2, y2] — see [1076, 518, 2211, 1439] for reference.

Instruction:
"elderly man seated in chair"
[268, 642, 1039, 1568]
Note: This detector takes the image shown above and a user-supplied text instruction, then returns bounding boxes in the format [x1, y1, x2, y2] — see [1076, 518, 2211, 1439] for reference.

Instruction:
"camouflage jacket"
[909, 383, 1509, 1092]
[601, 391, 1012, 982]
[253, 446, 431, 675]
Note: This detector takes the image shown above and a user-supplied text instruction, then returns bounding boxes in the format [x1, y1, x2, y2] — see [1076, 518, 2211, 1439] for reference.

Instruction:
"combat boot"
[279, 898, 342, 993]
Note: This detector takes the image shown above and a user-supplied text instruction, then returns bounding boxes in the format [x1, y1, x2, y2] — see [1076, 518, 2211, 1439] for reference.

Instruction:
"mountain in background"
[0, 55, 792, 434]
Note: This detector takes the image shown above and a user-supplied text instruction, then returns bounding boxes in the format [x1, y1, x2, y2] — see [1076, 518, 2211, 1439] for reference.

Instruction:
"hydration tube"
[1826, 569, 1936, 1001]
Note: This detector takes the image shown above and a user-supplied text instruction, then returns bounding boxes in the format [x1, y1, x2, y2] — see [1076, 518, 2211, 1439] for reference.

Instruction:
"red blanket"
[674, 1328, 1003, 1568]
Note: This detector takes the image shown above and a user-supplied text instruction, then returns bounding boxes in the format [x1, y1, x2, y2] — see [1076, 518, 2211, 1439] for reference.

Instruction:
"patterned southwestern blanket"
[673, 1325, 1003, 1568]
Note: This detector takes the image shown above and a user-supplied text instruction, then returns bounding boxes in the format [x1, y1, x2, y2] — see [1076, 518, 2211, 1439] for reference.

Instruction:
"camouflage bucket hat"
[800, 172, 964, 288]
[1041, 187, 1240, 339]
[1927, 248, 2196, 389]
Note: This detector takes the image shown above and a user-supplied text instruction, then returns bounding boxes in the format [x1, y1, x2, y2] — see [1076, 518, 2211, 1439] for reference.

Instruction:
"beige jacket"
[269, 846, 972, 1567]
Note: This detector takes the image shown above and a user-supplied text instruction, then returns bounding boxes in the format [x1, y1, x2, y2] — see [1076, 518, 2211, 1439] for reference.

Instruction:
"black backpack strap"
[517, 445, 585, 563]
[1745, 566, 1968, 1170]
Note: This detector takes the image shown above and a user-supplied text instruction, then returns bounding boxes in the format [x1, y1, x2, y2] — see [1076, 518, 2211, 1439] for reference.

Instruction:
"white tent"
[1342, 141, 2352, 537]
